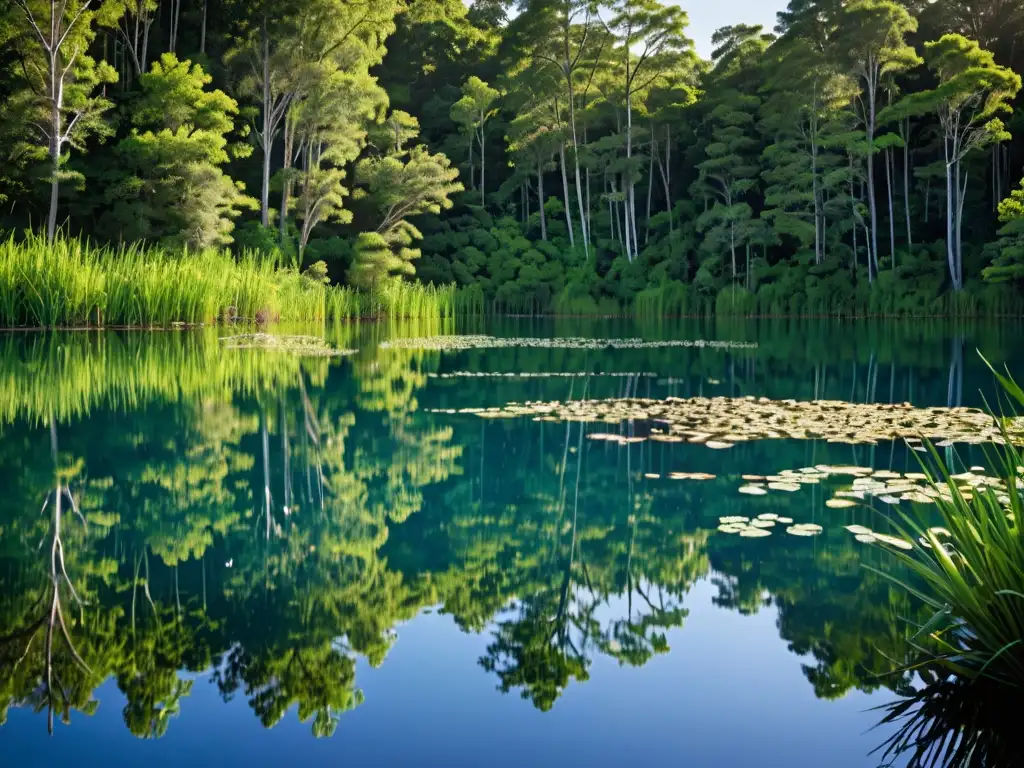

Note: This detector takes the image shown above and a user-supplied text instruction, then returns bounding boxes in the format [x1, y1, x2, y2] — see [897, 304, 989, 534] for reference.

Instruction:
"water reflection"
[0, 321, 1019, 761]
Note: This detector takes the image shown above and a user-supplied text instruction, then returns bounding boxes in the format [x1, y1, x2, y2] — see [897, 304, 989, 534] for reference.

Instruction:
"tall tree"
[604, 0, 690, 262]
[350, 144, 463, 286]
[835, 0, 920, 282]
[983, 177, 1024, 285]
[450, 76, 500, 206]
[890, 34, 1020, 289]
[102, 53, 255, 249]
[7, 0, 118, 241]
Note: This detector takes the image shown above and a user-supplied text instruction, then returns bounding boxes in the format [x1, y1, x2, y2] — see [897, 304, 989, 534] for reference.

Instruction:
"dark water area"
[0, 318, 1021, 766]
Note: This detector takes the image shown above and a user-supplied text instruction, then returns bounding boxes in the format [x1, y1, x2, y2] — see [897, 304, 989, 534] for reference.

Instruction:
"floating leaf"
[738, 485, 768, 496]
[845, 525, 873, 535]
[826, 498, 858, 509]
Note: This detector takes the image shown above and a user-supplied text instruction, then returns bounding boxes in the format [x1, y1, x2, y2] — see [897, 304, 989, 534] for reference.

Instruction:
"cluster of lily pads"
[379, 335, 759, 351]
[219, 334, 355, 357]
[442, 395, 1021, 446]
[717, 513, 823, 538]
[826, 467, 1021, 510]
[426, 371, 657, 379]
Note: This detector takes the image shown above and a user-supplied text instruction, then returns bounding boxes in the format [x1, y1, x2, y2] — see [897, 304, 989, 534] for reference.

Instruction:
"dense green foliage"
[1, 0, 1023, 314]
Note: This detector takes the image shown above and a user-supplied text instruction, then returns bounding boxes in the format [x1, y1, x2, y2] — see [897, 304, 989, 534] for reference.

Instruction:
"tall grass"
[870, 361, 1024, 688]
[871, 361, 1024, 764]
[0, 234, 464, 328]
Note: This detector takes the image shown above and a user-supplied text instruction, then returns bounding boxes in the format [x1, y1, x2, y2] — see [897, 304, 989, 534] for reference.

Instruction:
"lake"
[0, 318, 1021, 767]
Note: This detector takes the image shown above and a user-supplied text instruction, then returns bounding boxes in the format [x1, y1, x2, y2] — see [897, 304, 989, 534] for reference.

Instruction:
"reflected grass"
[0, 331, 328, 426]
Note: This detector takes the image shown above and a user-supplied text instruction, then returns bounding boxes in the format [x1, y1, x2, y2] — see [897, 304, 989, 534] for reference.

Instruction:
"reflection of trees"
[0, 424, 108, 733]
[0, 329, 961, 736]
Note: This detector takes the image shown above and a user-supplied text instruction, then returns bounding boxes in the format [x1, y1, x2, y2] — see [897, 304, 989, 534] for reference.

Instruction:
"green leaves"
[984, 178, 1024, 284]
[104, 54, 254, 250]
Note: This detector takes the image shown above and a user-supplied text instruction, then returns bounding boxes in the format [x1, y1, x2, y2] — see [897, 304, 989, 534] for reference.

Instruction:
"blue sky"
[685, 1, 785, 58]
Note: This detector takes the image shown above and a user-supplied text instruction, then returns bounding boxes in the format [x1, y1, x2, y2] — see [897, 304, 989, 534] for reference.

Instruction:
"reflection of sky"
[684, 1, 785, 58]
[0, 579, 900, 767]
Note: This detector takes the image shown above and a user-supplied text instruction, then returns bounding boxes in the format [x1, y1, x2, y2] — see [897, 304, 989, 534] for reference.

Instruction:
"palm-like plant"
[872, 360, 1024, 765]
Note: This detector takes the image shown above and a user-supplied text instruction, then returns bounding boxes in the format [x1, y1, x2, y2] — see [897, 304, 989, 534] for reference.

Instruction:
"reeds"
[0, 234, 465, 327]
[869, 363, 1024, 690]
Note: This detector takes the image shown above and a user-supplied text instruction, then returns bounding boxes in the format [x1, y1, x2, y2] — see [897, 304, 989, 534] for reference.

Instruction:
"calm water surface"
[0, 319, 1021, 766]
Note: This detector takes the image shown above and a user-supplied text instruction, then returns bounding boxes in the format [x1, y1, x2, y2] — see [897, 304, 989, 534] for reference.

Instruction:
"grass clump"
[871, 362, 1024, 765]
[0, 234, 464, 328]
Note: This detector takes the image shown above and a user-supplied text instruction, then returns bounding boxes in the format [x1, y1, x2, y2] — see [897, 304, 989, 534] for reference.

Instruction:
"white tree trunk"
[944, 137, 957, 289]
[903, 118, 912, 252]
[538, 159, 547, 241]
[260, 16, 272, 227]
[885, 147, 896, 268]
[866, 86, 878, 282]
[559, 143, 574, 247]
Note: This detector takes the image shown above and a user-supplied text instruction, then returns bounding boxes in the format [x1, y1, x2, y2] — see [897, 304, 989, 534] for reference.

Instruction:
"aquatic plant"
[869, 367, 1024, 766]
[219, 334, 356, 357]
[0, 235, 461, 327]
[379, 335, 760, 351]
[435, 396, 1023, 447]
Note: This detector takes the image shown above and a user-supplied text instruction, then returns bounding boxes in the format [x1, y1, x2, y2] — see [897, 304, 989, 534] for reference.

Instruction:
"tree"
[835, 0, 921, 282]
[103, 54, 254, 250]
[890, 34, 1020, 289]
[6, 0, 118, 242]
[696, 92, 761, 280]
[512, 0, 610, 257]
[291, 71, 387, 259]
[694, 25, 768, 281]
[97, 0, 156, 79]
[227, 2, 305, 228]
[983, 178, 1024, 284]
[351, 145, 463, 285]
[450, 76, 500, 206]
[604, 0, 690, 262]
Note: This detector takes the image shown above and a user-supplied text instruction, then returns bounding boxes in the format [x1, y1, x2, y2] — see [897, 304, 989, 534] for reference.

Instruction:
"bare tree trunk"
[478, 121, 485, 206]
[559, 142, 575, 248]
[260, 15, 272, 227]
[944, 137, 957, 289]
[566, 74, 589, 257]
[621, 176, 632, 260]
[812, 128, 821, 264]
[169, 0, 181, 54]
[645, 135, 654, 245]
[279, 111, 295, 244]
[902, 117, 912, 252]
[865, 81, 879, 282]
[47, 50, 62, 243]
[955, 161, 968, 290]
[537, 158, 547, 241]
[201, 0, 208, 54]
[885, 147, 896, 268]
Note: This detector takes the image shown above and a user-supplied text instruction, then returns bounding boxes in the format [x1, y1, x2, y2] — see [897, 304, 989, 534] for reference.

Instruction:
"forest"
[1, 0, 1024, 317]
